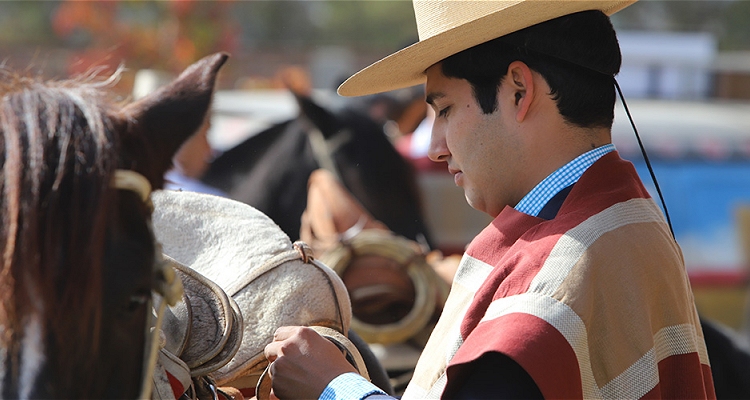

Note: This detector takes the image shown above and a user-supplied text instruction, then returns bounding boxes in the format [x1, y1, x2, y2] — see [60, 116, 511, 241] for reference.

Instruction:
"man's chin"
[464, 193, 481, 212]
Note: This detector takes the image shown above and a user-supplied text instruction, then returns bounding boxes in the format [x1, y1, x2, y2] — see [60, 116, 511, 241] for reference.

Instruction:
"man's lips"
[448, 167, 462, 185]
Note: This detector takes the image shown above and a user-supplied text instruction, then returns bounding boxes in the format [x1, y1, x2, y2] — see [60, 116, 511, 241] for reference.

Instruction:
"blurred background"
[0, 1, 421, 92]
[9, 1, 750, 94]
[4, 0, 750, 331]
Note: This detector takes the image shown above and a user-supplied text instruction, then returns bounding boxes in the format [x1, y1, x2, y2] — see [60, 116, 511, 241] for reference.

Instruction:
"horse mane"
[0, 68, 120, 395]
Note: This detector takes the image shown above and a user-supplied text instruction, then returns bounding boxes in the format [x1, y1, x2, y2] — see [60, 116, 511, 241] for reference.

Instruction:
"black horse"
[202, 93, 434, 249]
[700, 317, 750, 399]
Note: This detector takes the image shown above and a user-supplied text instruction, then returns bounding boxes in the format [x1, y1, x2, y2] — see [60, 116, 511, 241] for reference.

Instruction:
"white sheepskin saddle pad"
[151, 190, 352, 387]
[150, 260, 244, 399]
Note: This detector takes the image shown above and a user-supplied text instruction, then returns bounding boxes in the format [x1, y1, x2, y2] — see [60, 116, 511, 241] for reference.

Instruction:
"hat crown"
[338, 0, 636, 97]
[415, 1, 523, 40]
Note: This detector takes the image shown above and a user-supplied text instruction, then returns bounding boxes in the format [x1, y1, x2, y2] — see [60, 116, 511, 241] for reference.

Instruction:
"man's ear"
[506, 61, 535, 122]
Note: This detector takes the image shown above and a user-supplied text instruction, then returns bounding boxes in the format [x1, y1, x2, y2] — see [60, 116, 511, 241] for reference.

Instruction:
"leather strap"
[310, 326, 370, 382]
[322, 229, 438, 344]
[112, 169, 153, 211]
[111, 169, 188, 400]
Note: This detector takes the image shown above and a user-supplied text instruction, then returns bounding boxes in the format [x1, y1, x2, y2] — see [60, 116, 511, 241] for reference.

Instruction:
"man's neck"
[525, 122, 611, 189]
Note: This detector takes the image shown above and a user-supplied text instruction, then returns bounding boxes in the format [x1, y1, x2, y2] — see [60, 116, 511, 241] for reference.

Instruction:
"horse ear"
[294, 94, 345, 139]
[121, 52, 228, 183]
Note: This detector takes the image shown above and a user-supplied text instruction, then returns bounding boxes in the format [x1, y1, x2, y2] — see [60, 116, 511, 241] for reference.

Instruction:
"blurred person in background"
[165, 116, 227, 197]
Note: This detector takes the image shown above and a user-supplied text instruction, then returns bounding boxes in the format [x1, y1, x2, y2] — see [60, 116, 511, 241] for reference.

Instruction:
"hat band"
[497, 38, 615, 78]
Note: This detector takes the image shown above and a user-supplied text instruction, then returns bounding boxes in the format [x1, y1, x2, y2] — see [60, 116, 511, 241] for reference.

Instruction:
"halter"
[111, 169, 184, 400]
[112, 170, 154, 212]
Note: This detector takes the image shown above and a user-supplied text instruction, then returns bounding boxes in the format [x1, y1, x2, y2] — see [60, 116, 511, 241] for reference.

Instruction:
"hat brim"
[338, 0, 636, 97]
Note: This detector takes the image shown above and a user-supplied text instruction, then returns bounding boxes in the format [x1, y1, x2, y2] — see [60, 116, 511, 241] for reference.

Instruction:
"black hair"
[440, 10, 621, 129]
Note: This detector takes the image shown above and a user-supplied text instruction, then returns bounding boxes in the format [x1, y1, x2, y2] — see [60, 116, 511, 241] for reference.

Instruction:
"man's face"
[425, 63, 529, 217]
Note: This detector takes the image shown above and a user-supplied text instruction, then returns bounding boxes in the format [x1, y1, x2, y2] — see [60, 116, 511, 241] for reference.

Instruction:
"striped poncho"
[403, 152, 715, 399]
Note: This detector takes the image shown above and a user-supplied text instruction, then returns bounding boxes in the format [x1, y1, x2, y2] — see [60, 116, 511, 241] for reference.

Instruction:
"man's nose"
[428, 127, 449, 162]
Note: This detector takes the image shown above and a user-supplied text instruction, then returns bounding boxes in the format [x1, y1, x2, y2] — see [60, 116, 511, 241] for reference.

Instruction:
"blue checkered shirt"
[515, 144, 615, 217]
[320, 372, 386, 400]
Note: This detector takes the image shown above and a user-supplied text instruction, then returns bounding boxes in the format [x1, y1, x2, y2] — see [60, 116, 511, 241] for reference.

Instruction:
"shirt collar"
[515, 144, 615, 217]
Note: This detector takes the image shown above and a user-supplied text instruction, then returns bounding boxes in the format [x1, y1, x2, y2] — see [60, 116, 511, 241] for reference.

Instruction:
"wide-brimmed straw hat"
[338, 0, 636, 97]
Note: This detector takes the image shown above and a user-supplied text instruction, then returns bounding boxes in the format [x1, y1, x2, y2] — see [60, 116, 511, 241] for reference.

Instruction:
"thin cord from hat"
[496, 40, 676, 238]
[614, 79, 675, 239]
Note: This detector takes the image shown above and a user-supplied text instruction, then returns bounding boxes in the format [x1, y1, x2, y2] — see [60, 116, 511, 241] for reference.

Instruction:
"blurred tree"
[230, 1, 415, 51]
[51, 0, 239, 76]
[0, 2, 58, 46]
[720, 0, 750, 50]
[612, 0, 750, 52]
[309, 1, 417, 50]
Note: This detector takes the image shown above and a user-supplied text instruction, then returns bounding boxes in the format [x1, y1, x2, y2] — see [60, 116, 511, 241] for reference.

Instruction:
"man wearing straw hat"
[264, 1, 715, 398]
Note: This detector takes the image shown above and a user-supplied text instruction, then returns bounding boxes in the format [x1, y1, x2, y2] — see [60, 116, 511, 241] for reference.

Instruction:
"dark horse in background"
[202, 88, 434, 249]
[0, 53, 226, 398]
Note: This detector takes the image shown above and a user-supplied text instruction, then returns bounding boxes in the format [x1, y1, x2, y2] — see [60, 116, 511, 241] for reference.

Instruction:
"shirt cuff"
[319, 372, 387, 400]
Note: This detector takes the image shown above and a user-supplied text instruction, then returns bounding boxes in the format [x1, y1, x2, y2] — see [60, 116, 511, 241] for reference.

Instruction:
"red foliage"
[52, 0, 238, 76]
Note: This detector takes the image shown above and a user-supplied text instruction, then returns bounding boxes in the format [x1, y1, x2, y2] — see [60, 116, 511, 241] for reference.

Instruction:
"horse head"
[294, 92, 434, 249]
[0, 52, 227, 399]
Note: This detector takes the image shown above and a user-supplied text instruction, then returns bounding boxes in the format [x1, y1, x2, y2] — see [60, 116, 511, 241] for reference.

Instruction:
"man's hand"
[264, 326, 358, 399]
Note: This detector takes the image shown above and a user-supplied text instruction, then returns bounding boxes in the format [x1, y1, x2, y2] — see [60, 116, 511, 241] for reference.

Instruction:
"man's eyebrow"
[425, 92, 444, 106]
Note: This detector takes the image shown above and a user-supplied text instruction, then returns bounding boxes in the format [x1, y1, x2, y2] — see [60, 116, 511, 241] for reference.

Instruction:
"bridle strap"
[112, 169, 152, 203]
[110, 169, 184, 400]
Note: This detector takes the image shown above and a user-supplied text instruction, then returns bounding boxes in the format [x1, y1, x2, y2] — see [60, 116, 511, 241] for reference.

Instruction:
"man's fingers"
[265, 326, 310, 361]
[260, 326, 356, 399]
[273, 326, 302, 341]
[264, 341, 279, 363]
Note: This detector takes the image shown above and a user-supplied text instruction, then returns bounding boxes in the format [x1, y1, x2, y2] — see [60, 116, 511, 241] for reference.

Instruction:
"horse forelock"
[0, 74, 123, 396]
